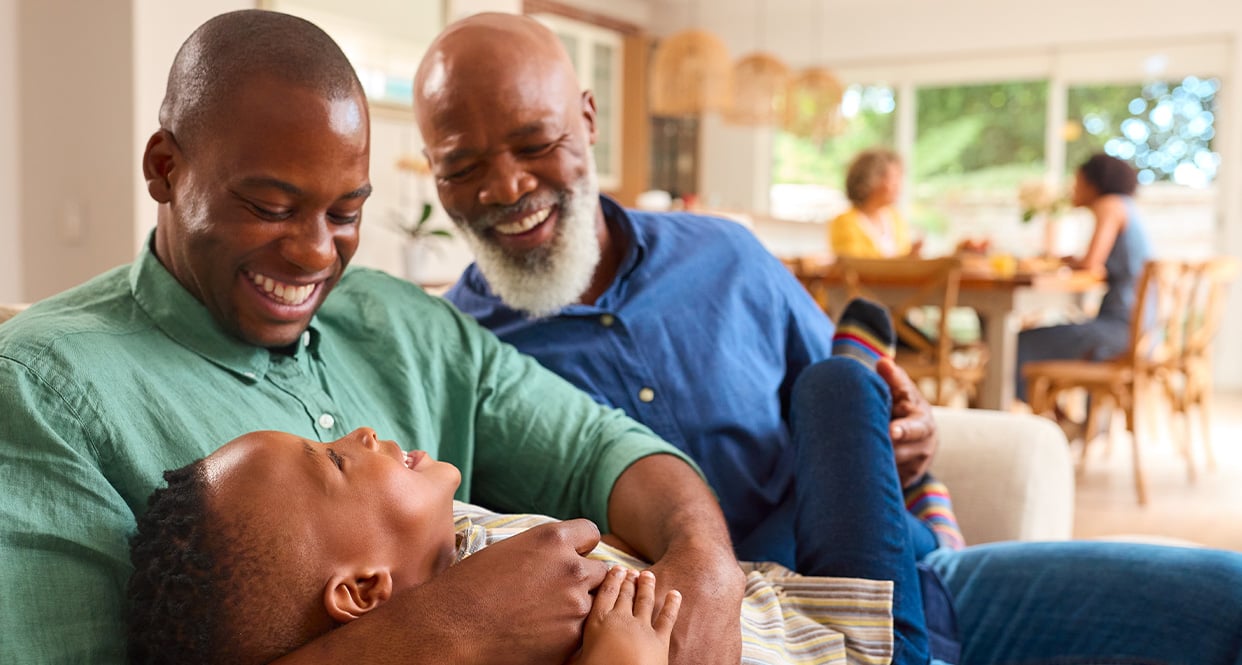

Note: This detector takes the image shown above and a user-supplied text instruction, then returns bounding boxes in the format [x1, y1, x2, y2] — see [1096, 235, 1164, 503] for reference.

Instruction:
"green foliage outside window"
[772, 85, 897, 188]
[1066, 77, 1219, 186]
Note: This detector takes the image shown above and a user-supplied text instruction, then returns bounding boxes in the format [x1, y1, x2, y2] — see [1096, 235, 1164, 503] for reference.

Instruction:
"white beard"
[460, 159, 601, 318]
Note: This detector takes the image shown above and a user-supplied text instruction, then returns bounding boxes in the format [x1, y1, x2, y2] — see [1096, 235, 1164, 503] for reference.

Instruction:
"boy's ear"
[323, 568, 395, 624]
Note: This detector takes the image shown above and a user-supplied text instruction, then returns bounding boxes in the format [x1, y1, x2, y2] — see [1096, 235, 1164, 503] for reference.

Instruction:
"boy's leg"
[925, 541, 1242, 665]
[790, 356, 930, 665]
[835, 299, 965, 556]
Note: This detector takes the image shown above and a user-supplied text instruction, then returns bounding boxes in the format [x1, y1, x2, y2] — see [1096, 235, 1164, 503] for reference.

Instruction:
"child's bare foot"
[575, 567, 681, 665]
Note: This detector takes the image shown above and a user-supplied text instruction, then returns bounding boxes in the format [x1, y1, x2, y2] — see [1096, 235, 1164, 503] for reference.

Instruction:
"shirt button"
[600, 314, 615, 327]
[638, 387, 655, 403]
[301, 331, 311, 347]
[318, 413, 335, 429]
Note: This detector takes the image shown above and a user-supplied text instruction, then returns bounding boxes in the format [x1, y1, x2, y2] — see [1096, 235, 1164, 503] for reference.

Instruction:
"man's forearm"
[605, 454, 733, 562]
[606, 454, 745, 665]
[271, 589, 472, 665]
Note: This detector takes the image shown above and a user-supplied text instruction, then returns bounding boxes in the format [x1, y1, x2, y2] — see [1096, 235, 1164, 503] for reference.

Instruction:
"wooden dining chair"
[781, 255, 830, 310]
[1162, 256, 1240, 477]
[833, 256, 988, 407]
[1022, 259, 1194, 504]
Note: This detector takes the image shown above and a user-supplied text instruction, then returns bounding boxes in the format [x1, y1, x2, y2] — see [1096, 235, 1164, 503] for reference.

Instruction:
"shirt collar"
[598, 194, 647, 292]
[127, 233, 319, 380]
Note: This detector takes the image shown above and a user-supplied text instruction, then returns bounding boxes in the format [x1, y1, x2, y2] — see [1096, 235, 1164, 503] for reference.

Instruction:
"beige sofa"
[0, 303, 1073, 544]
[931, 407, 1074, 544]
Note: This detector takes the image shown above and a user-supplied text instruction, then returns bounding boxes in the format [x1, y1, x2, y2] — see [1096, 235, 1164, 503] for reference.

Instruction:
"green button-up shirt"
[0, 242, 690, 663]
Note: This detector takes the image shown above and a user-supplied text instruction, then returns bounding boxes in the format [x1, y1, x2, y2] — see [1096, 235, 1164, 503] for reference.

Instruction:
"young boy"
[127, 426, 897, 665]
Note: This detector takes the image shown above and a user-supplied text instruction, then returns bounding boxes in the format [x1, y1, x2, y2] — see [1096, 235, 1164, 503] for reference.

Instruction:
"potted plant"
[393, 156, 454, 285]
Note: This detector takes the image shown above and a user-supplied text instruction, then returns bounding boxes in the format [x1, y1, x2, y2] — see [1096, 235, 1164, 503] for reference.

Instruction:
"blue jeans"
[924, 541, 1242, 665]
[788, 358, 932, 665]
[746, 357, 1242, 665]
[1015, 318, 1129, 401]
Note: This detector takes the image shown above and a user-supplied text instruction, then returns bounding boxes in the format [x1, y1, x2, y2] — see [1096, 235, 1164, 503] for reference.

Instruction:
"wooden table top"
[784, 255, 1104, 293]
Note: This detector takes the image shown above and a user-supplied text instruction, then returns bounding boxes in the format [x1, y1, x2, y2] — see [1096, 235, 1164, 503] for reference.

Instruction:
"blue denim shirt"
[446, 196, 835, 552]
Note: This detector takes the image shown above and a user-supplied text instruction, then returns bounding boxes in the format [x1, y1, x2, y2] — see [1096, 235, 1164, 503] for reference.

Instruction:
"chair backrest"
[832, 256, 962, 368]
[782, 255, 831, 309]
[1126, 260, 1195, 371]
[1183, 256, 1240, 362]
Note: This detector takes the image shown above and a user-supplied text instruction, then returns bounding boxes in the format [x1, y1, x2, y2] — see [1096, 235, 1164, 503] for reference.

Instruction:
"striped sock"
[832, 298, 896, 370]
[904, 473, 966, 551]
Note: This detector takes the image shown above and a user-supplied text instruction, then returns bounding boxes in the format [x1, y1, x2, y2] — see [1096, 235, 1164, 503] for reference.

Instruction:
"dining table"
[787, 255, 1105, 411]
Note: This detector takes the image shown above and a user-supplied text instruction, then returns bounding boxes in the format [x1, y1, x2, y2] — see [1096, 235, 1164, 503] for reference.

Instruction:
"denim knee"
[791, 356, 890, 416]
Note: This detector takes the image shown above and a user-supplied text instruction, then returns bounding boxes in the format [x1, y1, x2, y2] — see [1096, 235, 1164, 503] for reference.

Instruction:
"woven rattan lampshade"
[725, 52, 790, 125]
[782, 66, 846, 141]
[650, 29, 732, 117]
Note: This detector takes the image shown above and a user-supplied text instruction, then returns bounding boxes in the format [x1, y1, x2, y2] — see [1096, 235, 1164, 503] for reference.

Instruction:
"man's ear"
[322, 568, 395, 624]
[142, 129, 180, 204]
[580, 90, 598, 146]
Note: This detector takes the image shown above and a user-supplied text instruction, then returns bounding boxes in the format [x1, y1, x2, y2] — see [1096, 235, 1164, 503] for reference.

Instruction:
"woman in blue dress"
[1015, 153, 1153, 402]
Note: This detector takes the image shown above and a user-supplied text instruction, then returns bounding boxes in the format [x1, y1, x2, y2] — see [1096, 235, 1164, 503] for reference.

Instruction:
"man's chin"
[233, 318, 311, 350]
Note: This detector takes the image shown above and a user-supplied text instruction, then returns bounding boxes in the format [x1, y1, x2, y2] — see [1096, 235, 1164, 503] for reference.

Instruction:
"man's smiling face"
[150, 76, 372, 348]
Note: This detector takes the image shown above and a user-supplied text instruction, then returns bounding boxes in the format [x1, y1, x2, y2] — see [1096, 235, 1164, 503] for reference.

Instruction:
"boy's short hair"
[128, 461, 327, 664]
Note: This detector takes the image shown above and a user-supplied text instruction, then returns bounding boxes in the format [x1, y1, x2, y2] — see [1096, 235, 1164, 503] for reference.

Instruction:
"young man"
[424, 12, 1242, 665]
[126, 426, 900, 665]
[0, 10, 745, 664]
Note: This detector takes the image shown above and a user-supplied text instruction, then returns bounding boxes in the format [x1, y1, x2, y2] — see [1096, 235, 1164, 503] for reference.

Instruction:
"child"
[127, 427, 896, 665]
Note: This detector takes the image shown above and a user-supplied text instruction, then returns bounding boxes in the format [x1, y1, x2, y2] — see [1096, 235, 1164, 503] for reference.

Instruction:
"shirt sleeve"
[0, 357, 132, 664]
[435, 300, 701, 532]
[777, 259, 837, 425]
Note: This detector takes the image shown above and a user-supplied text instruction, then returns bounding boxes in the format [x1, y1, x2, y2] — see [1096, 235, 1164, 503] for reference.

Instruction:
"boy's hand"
[576, 568, 681, 665]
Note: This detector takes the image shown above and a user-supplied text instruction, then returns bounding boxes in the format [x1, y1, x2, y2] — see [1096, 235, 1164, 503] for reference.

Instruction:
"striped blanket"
[453, 503, 893, 665]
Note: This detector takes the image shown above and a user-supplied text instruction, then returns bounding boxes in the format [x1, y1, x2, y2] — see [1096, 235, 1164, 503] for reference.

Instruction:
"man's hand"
[576, 568, 681, 665]
[273, 519, 607, 665]
[878, 358, 939, 487]
[435, 519, 609, 664]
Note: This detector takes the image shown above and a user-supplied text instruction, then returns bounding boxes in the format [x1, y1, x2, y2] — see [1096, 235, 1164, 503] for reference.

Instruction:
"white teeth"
[494, 207, 551, 235]
[248, 272, 316, 306]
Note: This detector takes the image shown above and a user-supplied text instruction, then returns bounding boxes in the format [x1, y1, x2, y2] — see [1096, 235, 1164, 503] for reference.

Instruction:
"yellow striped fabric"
[453, 502, 893, 665]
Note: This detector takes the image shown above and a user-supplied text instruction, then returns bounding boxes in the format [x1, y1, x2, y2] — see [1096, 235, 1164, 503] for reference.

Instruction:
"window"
[534, 14, 624, 190]
[1066, 77, 1220, 187]
[769, 84, 897, 222]
[911, 80, 1048, 243]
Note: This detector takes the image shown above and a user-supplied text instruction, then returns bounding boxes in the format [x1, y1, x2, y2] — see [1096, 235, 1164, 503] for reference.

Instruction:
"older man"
[0, 10, 743, 664]
[429, 12, 1242, 665]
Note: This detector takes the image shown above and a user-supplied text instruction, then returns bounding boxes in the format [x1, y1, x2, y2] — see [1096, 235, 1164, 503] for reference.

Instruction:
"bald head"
[160, 9, 363, 151]
[414, 13, 579, 132]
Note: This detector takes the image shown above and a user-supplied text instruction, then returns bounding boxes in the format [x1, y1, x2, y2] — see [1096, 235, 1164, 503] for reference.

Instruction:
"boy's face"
[205, 427, 462, 593]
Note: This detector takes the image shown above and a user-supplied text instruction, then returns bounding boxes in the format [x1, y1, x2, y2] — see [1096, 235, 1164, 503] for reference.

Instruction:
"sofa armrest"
[929, 407, 1074, 545]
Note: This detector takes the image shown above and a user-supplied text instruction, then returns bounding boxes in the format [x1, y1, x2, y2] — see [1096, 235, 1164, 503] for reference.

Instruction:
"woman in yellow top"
[829, 148, 921, 258]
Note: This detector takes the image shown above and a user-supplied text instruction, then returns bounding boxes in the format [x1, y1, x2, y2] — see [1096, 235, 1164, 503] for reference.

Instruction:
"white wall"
[18, 0, 137, 302]
[0, 0, 20, 303]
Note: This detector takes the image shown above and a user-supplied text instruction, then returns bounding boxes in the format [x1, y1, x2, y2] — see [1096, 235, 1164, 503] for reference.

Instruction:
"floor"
[1070, 390, 1242, 551]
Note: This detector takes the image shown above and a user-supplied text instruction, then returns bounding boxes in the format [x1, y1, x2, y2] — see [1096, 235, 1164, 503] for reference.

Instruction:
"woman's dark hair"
[1079, 153, 1138, 196]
